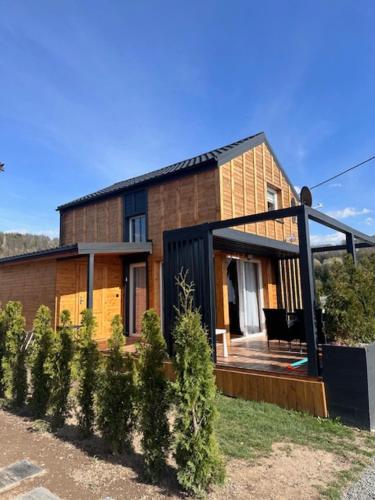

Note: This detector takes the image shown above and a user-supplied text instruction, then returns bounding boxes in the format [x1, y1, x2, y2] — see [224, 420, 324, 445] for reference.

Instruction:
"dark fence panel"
[163, 225, 216, 360]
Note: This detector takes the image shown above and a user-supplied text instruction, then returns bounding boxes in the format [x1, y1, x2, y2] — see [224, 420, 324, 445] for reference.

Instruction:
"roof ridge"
[57, 132, 268, 210]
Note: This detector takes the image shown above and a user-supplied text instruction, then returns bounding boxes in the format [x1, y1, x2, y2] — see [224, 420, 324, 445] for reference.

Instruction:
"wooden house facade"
[0, 132, 299, 346]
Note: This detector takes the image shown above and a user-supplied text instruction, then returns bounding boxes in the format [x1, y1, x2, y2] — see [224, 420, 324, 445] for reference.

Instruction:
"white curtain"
[237, 261, 261, 335]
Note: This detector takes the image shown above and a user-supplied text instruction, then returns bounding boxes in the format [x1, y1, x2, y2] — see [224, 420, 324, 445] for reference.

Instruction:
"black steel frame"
[163, 204, 375, 377]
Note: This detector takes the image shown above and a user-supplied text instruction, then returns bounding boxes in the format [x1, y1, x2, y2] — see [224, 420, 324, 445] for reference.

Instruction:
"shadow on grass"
[0, 398, 183, 498]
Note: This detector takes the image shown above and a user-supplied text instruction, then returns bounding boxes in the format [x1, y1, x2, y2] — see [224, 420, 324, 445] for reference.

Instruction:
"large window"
[129, 214, 146, 242]
[267, 187, 278, 211]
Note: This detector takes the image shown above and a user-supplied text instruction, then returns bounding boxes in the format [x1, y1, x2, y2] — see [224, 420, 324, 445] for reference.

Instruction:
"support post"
[298, 207, 319, 377]
[87, 253, 95, 309]
[346, 233, 357, 264]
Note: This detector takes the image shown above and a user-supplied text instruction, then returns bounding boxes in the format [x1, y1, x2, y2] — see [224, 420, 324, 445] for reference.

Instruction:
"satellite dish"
[300, 186, 313, 207]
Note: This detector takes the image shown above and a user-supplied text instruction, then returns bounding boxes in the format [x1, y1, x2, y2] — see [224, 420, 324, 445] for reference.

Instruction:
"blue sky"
[1, 0, 374, 243]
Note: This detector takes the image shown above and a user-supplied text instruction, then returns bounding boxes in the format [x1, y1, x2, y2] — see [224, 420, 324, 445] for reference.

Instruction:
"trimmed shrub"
[0, 308, 6, 398]
[50, 310, 74, 428]
[2, 301, 27, 407]
[324, 255, 375, 345]
[30, 305, 54, 417]
[138, 309, 170, 482]
[97, 315, 136, 453]
[76, 309, 99, 437]
[173, 273, 225, 496]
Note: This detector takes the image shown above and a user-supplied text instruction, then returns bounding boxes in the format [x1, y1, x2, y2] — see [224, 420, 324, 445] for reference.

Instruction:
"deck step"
[0, 460, 44, 494]
[16, 486, 60, 499]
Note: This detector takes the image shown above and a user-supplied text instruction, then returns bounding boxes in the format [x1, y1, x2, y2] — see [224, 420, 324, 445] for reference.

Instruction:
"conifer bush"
[50, 310, 74, 428]
[76, 309, 99, 437]
[2, 301, 28, 407]
[138, 309, 170, 482]
[0, 307, 6, 398]
[173, 273, 225, 496]
[30, 305, 54, 417]
[97, 315, 136, 453]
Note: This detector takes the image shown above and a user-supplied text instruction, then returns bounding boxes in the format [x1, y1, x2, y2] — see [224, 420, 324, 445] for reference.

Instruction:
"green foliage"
[2, 301, 27, 407]
[324, 255, 375, 345]
[76, 309, 99, 437]
[172, 273, 225, 496]
[137, 309, 170, 482]
[30, 305, 54, 417]
[50, 310, 74, 428]
[97, 315, 136, 453]
[0, 308, 6, 398]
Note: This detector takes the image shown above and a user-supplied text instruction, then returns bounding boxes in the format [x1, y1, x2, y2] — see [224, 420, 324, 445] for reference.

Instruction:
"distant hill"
[0, 232, 59, 258]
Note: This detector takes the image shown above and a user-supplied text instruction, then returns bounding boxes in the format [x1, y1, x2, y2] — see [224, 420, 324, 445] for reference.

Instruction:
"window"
[129, 214, 146, 242]
[267, 187, 278, 211]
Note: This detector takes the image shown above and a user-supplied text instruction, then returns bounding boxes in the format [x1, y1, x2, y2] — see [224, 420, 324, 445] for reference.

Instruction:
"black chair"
[292, 308, 327, 346]
[263, 308, 295, 349]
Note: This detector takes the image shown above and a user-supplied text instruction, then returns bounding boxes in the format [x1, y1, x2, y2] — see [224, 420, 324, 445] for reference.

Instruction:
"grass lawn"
[216, 394, 375, 498]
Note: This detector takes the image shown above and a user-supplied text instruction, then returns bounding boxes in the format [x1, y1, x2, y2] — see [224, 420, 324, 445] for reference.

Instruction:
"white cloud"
[294, 186, 301, 195]
[329, 182, 343, 188]
[310, 232, 345, 247]
[327, 207, 372, 219]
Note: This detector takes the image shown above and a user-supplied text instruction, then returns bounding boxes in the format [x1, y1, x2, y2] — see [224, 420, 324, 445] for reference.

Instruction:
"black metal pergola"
[163, 204, 375, 377]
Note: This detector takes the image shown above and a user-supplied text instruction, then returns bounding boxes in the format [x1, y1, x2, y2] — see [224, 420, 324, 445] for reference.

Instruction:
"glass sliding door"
[237, 260, 263, 335]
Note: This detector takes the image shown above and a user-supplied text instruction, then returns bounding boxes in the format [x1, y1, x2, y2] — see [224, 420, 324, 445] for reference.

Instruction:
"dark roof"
[57, 132, 298, 210]
[0, 244, 78, 265]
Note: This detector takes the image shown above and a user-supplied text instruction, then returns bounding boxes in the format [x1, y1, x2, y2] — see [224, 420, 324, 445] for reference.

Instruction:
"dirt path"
[0, 409, 350, 499]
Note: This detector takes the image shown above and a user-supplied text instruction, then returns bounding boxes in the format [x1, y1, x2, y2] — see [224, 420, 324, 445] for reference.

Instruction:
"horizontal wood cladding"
[60, 196, 123, 245]
[56, 255, 123, 341]
[163, 361, 327, 417]
[219, 142, 298, 243]
[0, 259, 57, 330]
[148, 168, 220, 258]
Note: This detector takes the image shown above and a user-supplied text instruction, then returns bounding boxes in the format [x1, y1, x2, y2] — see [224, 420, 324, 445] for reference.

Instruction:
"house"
[0, 132, 299, 345]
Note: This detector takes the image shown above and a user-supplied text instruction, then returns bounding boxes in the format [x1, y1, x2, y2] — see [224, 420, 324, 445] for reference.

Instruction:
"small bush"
[30, 305, 54, 418]
[138, 309, 170, 482]
[97, 315, 136, 453]
[2, 301, 28, 407]
[0, 308, 6, 398]
[50, 310, 74, 428]
[76, 309, 99, 437]
[173, 273, 225, 496]
[324, 255, 375, 345]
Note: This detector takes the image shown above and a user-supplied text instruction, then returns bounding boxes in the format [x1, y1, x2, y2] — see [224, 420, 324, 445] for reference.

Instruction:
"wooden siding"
[55, 255, 123, 341]
[164, 362, 327, 417]
[219, 142, 298, 242]
[60, 197, 123, 245]
[0, 259, 57, 330]
[147, 168, 221, 313]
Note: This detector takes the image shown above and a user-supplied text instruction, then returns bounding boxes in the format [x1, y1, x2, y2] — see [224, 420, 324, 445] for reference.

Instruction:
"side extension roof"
[57, 131, 299, 211]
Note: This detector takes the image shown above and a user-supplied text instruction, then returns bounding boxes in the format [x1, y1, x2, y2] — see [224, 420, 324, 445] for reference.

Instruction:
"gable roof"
[57, 131, 299, 210]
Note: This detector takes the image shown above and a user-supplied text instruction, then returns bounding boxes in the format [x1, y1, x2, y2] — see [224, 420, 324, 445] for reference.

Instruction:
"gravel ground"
[342, 458, 375, 499]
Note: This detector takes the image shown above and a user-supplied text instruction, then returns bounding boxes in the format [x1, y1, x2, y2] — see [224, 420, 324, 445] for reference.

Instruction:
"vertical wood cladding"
[219, 143, 298, 243]
[147, 168, 220, 314]
[0, 259, 57, 330]
[55, 255, 123, 341]
[60, 197, 123, 245]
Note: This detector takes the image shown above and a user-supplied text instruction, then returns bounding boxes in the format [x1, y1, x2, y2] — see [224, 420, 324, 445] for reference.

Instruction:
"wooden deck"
[216, 334, 308, 376]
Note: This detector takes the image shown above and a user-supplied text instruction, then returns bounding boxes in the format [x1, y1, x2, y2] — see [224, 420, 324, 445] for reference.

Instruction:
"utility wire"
[310, 154, 375, 190]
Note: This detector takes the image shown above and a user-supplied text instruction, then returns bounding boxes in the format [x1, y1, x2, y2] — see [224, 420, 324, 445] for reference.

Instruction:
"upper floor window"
[267, 187, 278, 211]
[129, 214, 146, 242]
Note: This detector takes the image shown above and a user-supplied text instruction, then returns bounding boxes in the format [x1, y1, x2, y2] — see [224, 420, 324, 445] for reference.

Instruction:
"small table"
[216, 328, 228, 357]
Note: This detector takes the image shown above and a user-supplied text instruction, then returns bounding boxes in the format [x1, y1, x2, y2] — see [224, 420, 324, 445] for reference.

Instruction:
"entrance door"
[129, 262, 147, 335]
[237, 260, 263, 335]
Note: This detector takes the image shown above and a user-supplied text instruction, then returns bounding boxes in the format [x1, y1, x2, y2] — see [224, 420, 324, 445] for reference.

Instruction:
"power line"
[310, 154, 375, 190]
